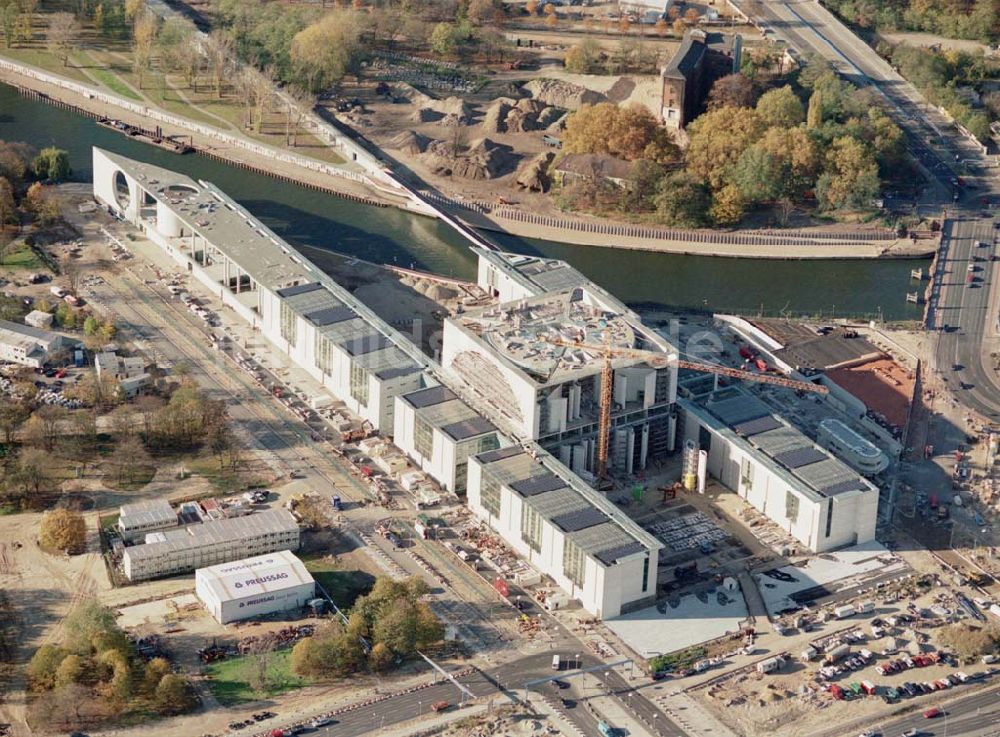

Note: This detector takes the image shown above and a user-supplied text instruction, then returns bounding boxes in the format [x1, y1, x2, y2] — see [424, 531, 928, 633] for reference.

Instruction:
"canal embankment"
[2, 55, 940, 261]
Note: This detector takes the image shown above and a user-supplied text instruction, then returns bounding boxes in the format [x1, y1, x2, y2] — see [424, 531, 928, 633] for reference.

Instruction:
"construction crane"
[542, 336, 829, 479]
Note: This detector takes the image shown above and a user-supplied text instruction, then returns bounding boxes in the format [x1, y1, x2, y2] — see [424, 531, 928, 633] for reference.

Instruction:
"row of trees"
[823, 0, 996, 43]
[878, 42, 995, 141]
[26, 600, 197, 730]
[291, 577, 444, 679]
[556, 60, 904, 226]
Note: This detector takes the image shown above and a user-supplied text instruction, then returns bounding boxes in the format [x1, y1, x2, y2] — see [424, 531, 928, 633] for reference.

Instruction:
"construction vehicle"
[541, 336, 829, 478]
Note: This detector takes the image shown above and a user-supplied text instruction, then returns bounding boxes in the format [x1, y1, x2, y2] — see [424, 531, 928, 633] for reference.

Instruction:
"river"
[1, 84, 928, 320]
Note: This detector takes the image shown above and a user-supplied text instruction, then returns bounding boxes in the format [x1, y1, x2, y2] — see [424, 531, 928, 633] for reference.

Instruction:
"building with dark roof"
[393, 382, 502, 493]
[660, 30, 741, 130]
[678, 386, 879, 553]
[467, 446, 662, 619]
[92, 148, 425, 432]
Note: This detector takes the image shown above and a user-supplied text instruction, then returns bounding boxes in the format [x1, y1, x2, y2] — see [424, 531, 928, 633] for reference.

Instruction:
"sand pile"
[481, 97, 517, 133]
[390, 130, 430, 155]
[505, 98, 547, 132]
[515, 151, 554, 192]
[525, 78, 605, 109]
[421, 138, 519, 180]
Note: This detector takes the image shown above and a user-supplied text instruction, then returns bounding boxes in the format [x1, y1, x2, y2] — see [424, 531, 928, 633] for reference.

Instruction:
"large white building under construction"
[679, 386, 879, 553]
[92, 148, 881, 618]
[92, 147, 426, 433]
[443, 267, 679, 479]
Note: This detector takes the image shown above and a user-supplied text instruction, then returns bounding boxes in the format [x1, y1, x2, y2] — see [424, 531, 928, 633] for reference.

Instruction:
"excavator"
[541, 336, 828, 479]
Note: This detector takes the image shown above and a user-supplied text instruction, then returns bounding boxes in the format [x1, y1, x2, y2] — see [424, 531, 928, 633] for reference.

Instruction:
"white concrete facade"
[679, 393, 878, 553]
[817, 418, 889, 476]
[466, 447, 660, 618]
[195, 550, 315, 624]
[393, 384, 504, 494]
[0, 320, 70, 367]
[92, 147, 425, 433]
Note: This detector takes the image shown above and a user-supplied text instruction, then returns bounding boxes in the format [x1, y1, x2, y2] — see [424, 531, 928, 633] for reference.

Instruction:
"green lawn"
[87, 66, 142, 101]
[0, 47, 94, 85]
[205, 649, 306, 706]
[0, 241, 44, 271]
[303, 556, 375, 610]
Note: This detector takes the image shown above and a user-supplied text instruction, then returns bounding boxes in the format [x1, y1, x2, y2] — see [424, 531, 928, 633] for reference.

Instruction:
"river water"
[0, 84, 928, 319]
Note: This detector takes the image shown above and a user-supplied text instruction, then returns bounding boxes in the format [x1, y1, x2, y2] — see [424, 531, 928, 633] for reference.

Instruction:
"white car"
[900, 729, 919, 737]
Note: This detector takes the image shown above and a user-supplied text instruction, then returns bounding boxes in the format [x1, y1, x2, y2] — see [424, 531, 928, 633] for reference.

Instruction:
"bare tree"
[132, 11, 158, 90]
[205, 30, 234, 99]
[283, 85, 314, 146]
[47, 13, 78, 66]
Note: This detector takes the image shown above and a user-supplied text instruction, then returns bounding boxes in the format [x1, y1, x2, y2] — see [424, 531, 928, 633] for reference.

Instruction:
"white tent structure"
[195, 550, 315, 624]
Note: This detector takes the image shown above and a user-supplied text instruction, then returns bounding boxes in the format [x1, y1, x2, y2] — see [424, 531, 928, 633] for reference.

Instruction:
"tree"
[40, 509, 86, 554]
[9, 447, 52, 500]
[731, 145, 785, 204]
[47, 12, 78, 66]
[368, 641, 392, 673]
[64, 600, 119, 655]
[563, 38, 601, 74]
[684, 106, 765, 191]
[545, 11, 558, 29]
[142, 657, 171, 696]
[0, 400, 29, 443]
[756, 126, 820, 199]
[654, 17, 668, 36]
[0, 140, 32, 185]
[205, 30, 234, 99]
[0, 0, 21, 49]
[710, 184, 746, 226]
[132, 11, 158, 89]
[54, 653, 87, 688]
[430, 21, 457, 57]
[23, 405, 66, 452]
[707, 73, 754, 110]
[467, 0, 496, 25]
[284, 85, 313, 147]
[24, 182, 60, 224]
[683, 7, 701, 24]
[626, 159, 665, 210]
[109, 435, 152, 485]
[816, 136, 880, 211]
[0, 176, 15, 233]
[654, 172, 710, 227]
[155, 673, 197, 715]
[27, 644, 67, 690]
[32, 147, 71, 183]
[291, 11, 364, 92]
[755, 86, 804, 127]
[563, 103, 668, 162]
[525, 0, 538, 15]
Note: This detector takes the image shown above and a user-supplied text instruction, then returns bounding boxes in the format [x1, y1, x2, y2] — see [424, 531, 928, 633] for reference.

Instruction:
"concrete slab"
[755, 541, 908, 617]
[605, 587, 748, 658]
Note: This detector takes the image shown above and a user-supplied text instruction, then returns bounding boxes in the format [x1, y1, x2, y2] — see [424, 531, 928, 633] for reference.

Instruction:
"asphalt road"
[731, 0, 991, 197]
[931, 217, 1000, 420]
[875, 684, 1000, 737]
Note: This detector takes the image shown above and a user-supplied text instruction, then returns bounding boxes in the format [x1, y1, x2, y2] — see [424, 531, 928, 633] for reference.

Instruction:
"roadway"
[732, 0, 994, 198]
[931, 217, 1000, 421]
[873, 684, 1000, 737]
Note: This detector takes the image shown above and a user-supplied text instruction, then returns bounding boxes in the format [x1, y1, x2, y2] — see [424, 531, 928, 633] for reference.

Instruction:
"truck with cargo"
[834, 604, 856, 619]
[858, 600, 875, 615]
[824, 644, 850, 664]
[861, 680, 876, 695]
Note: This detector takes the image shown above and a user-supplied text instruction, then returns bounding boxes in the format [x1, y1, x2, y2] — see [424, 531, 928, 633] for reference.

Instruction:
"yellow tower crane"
[542, 336, 829, 479]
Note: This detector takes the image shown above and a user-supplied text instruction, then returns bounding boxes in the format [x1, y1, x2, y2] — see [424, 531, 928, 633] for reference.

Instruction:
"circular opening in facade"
[113, 170, 130, 210]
